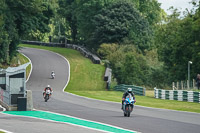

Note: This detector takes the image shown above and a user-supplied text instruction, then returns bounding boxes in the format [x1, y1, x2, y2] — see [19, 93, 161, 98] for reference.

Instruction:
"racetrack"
[2, 47, 200, 133]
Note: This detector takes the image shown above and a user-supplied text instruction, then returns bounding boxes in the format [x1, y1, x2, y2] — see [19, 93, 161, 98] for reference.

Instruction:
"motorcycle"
[122, 94, 135, 117]
[44, 89, 51, 102]
[51, 72, 55, 79]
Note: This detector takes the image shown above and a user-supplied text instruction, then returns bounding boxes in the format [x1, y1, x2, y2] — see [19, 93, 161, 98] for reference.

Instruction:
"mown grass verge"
[18, 53, 31, 79]
[19, 44, 200, 113]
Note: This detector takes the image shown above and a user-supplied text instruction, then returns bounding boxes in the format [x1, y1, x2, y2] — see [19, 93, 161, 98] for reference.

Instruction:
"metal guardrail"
[154, 88, 200, 103]
[21, 40, 101, 64]
[114, 84, 146, 96]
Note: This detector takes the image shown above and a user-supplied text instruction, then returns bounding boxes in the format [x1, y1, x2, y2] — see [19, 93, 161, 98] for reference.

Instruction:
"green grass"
[0, 131, 5, 133]
[19, 44, 200, 113]
[18, 53, 31, 79]
[70, 90, 200, 113]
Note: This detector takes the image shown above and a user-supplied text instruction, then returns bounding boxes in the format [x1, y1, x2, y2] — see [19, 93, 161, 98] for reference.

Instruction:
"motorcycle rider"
[43, 85, 53, 97]
[121, 88, 136, 109]
[51, 71, 55, 79]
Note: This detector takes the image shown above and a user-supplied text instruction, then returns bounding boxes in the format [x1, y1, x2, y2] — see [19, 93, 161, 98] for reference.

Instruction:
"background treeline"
[0, 0, 200, 89]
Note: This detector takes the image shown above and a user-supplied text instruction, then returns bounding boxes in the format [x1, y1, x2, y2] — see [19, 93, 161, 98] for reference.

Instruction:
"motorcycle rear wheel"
[45, 95, 49, 102]
[124, 112, 127, 117]
[127, 112, 130, 117]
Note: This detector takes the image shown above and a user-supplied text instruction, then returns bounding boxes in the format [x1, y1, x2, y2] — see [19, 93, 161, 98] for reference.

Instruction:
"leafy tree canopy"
[91, 0, 152, 51]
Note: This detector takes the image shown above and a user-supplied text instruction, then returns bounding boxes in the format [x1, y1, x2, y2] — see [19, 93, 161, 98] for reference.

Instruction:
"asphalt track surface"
[0, 113, 103, 133]
[1, 47, 200, 133]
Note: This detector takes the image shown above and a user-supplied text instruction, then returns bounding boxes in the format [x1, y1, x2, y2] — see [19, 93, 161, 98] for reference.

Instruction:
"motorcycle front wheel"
[124, 112, 127, 117]
[45, 95, 49, 102]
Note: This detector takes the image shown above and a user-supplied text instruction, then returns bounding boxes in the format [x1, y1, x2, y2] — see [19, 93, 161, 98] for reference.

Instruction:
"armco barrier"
[21, 40, 101, 64]
[114, 84, 145, 96]
[154, 88, 200, 103]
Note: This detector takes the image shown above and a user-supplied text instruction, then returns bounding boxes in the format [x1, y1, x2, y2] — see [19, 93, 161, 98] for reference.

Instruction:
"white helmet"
[47, 85, 50, 88]
[128, 88, 132, 93]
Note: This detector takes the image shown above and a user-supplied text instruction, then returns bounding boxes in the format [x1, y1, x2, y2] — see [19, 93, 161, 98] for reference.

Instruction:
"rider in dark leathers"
[121, 88, 136, 109]
[43, 85, 53, 98]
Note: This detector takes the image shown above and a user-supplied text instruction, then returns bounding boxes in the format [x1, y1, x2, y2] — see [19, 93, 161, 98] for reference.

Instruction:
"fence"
[154, 88, 200, 103]
[114, 84, 146, 96]
[21, 40, 101, 64]
[172, 79, 196, 90]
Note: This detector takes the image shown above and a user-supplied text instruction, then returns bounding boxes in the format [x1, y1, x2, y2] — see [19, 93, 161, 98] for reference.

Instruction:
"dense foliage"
[1, 0, 200, 89]
[156, 1, 200, 83]
[98, 43, 165, 87]
[91, 1, 152, 51]
[0, 0, 55, 64]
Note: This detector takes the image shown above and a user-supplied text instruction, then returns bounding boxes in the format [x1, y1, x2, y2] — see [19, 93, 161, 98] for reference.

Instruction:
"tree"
[58, 0, 78, 43]
[0, 0, 10, 63]
[0, 0, 55, 64]
[156, 2, 200, 83]
[131, 0, 162, 26]
[97, 44, 164, 87]
[75, 0, 105, 44]
[91, 0, 152, 51]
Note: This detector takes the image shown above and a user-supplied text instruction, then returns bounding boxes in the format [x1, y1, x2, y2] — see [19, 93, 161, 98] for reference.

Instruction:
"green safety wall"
[114, 84, 145, 96]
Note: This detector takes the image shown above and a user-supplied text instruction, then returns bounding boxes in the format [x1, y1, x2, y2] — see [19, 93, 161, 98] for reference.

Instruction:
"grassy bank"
[18, 53, 31, 79]
[20, 44, 200, 113]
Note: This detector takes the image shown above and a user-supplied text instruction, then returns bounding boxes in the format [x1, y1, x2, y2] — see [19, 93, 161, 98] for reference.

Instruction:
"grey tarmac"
[2, 47, 200, 133]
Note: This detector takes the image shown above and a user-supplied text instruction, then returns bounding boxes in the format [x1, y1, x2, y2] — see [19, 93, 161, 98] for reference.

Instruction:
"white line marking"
[54, 53, 70, 92]
[20, 53, 33, 83]
[0, 129, 13, 133]
[38, 109, 138, 133]
[0, 111, 133, 133]
[0, 105, 6, 111]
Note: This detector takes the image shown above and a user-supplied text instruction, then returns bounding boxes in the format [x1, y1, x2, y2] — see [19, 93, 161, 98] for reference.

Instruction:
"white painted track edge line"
[0, 112, 119, 133]
[37, 109, 138, 132]
[0, 105, 6, 111]
[0, 128, 13, 133]
[20, 53, 33, 83]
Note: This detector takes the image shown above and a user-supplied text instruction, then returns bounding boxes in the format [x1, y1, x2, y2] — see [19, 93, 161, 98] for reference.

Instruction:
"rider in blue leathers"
[121, 88, 135, 109]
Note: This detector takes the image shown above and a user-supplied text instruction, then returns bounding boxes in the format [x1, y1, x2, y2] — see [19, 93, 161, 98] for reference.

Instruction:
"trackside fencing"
[21, 40, 101, 64]
[114, 84, 146, 96]
[154, 88, 200, 103]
